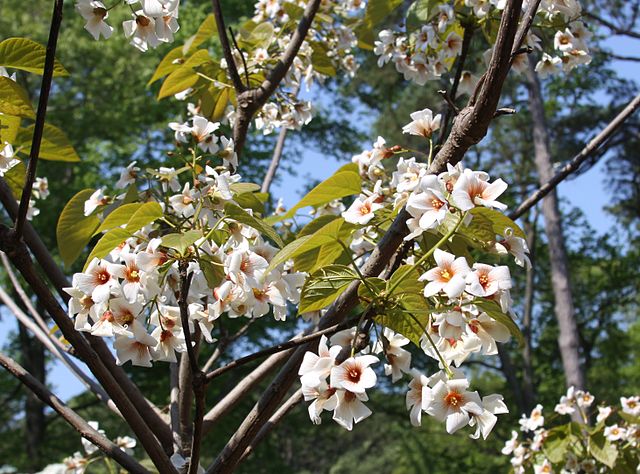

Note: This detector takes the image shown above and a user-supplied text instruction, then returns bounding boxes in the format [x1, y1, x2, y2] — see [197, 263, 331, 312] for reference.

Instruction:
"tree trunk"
[525, 60, 586, 391]
[521, 214, 537, 411]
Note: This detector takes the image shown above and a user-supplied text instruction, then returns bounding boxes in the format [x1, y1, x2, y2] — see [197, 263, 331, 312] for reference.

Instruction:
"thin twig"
[14, 0, 64, 238]
[170, 362, 182, 453]
[204, 318, 360, 382]
[510, 91, 640, 219]
[229, 27, 250, 88]
[202, 319, 254, 372]
[211, 0, 245, 92]
[584, 11, 640, 40]
[0, 352, 149, 474]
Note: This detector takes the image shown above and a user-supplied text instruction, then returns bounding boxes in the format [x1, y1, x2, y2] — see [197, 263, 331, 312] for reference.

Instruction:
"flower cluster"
[505, 389, 640, 473]
[299, 106, 530, 436]
[373, 0, 592, 87]
[64, 116, 305, 367]
[75, 0, 180, 51]
[37, 421, 135, 474]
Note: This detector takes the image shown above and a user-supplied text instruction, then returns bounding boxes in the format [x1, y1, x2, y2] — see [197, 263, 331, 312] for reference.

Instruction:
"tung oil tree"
[0, 0, 639, 473]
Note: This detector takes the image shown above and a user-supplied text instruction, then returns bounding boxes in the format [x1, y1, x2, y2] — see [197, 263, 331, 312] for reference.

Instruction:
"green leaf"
[275, 163, 361, 220]
[57, 189, 100, 267]
[406, 0, 440, 31]
[356, 0, 404, 49]
[2, 160, 25, 198]
[0, 113, 20, 143]
[148, 46, 184, 85]
[618, 412, 640, 425]
[94, 203, 143, 235]
[299, 265, 358, 314]
[298, 214, 341, 236]
[310, 41, 336, 76]
[233, 191, 265, 214]
[470, 207, 525, 239]
[16, 123, 80, 162]
[245, 22, 275, 48]
[183, 14, 217, 55]
[83, 228, 130, 271]
[293, 218, 354, 273]
[543, 425, 571, 464]
[0, 37, 68, 76]
[589, 430, 618, 468]
[358, 277, 386, 301]
[282, 2, 304, 19]
[158, 49, 211, 100]
[0, 77, 35, 119]
[224, 202, 284, 248]
[125, 202, 163, 233]
[199, 254, 225, 289]
[475, 300, 524, 346]
[162, 230, 202, 255]
[229, 182, 261, 194]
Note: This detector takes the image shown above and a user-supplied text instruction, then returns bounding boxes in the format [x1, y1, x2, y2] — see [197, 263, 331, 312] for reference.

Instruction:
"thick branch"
[510, 91, 640, 220]
[14, 0, 63, 238]
[0, 352, 148, 474]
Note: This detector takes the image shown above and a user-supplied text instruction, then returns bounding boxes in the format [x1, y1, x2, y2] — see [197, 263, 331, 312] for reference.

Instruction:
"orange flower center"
[444, 391, 463, 408]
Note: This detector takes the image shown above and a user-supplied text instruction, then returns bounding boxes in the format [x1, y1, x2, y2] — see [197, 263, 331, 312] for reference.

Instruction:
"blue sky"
[1, 35, 638, 402]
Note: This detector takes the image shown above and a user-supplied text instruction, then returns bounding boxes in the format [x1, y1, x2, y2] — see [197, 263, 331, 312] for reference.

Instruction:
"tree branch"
[211, 0, 245, 93]
[14, 0, 63, 238]
[584, 11, 640, 40]
[0, 352, 149, 474]
[201, 320, 254, 372]
[205, 3, 527, 471]
[510, 91, 640, 220]
[0, 226, 177, 473]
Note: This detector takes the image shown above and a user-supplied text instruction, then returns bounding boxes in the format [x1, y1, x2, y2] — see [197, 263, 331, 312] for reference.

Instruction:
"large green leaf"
[162, 230, 202, 256]
[475, 300, 524, 346]
[199, 254, 225, 289]
[158, 49, 211, 99]
[0, 37, 68, 76]
[589, 431, 618, 468]
[543, 425, 571, 464]
[94, 203, 143, 235]
[83, 228, 130, 271]
[2, 160, 25, 198]
[274, 163, 361, 220]
[0, 77, 34, 119]
[356, 0, 404, 49]
[125, 202, 163, 233]
[148, 46, 184, 85]
[293, 218, 354, 273]
[183, 14, 217, 55]
[299, 265, 357, 314]
[0, 113, 20, 143]
[406, 0, 440, 31]
[224, 202, 284, 248]
[470, 207, 525, 238]
[57, 189, 100, 267]
[16, 123, 80, 162]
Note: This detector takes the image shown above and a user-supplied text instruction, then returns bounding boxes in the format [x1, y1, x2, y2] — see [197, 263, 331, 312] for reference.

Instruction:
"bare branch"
[239, 389, 303, 462]
[584, 11, 640, 40]
[229, 27, 250, 88]
[0, 351, 149, 474]
[14, 0, 63, 238]
[510, 0, 542, 57]
[201, 320, 254, 372]
[510, 91, 640, 220]
[0, 227, 177, 473]
[170, 362, 182, 453]
[211, 0, 245, 92]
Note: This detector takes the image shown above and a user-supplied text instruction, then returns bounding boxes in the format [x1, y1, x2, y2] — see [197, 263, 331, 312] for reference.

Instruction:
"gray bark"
[525, 60, 586, 391]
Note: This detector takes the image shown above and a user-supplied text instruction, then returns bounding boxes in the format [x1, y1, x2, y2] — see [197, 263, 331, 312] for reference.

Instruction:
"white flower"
[405, 176, 448, 237]
[32, 177, 49, 200]
[0, 142, 19, 176]
[452, 168, 508, 211]
[74, 258, 121, 303]
[90, 298, 142, 338]
[575, 390, 594, 408]
[376, 328, 411, 383]
[534, 459, 553, 474]
[554, 29, 576, 52]
[123, 13, 160, 52]
[218, 136, 238, 169]
[596, 405, 612, 423]
[604, 424, 626, 442]
[621, 395, 640, 416]
[302, 381, 338, 424]
[150, 326, 186, 362]
[113, 330, 157, 367]
[469, 393, 509, 439]
[442, 32, 463, 57]
[555, 386, 576, 415]
[75, 0, 113, 40]
[114, 436, 136, 455]
[502, 430, 519, 455]
[332, 390, 372, 431]
[466, 263, 512, 297]
[406, 370, 430, 426]
[81, 421, 104, 455]
[115, 161, 139, 189]
[419, 249, 471, 299]
[519, 404, 544, 432]
[341, 194, 383, 225]
[402, 108, 441, 138]
[84, 188, 108, 216]
[423, 376, 484, 434]
[535, 53, 561, 79]
[168, 182, 198, 218]
[330, 355, 378, 394]
[299, 335, 341, 388]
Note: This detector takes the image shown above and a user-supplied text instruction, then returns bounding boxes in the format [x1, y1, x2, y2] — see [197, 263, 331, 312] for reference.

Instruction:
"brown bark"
[524, 60, 586, 391]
